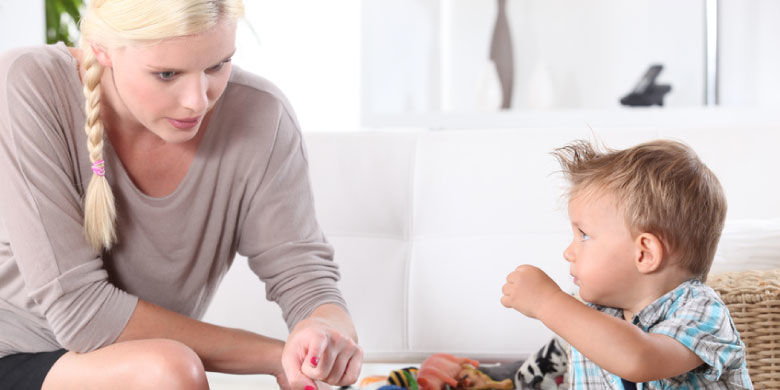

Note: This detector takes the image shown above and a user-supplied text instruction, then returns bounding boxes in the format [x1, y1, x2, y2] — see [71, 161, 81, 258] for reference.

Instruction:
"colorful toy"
[352, 337, 570, 390]
[388, 367, 419, 389]
[456, 363, 513, 389]
[416, 353, 480, 390]
[358, 375, 390, 390]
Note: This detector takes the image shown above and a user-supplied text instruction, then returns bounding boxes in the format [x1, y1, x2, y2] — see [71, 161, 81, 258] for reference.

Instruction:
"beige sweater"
[0, 43, 345, 358]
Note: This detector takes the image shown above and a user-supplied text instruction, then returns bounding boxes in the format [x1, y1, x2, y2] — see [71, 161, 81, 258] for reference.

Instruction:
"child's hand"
[500, 265, 563, 319]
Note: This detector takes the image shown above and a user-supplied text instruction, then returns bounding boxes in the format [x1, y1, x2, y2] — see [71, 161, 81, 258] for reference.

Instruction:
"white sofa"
[204, 123, 780, 388]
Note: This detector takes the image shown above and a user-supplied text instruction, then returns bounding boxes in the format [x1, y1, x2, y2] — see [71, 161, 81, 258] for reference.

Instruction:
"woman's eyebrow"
[145, 49, 236, 72]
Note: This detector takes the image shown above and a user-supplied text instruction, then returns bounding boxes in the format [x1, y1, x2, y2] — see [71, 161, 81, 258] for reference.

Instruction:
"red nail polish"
[310, 356, 319, 367]
[305, 386, 315, 390]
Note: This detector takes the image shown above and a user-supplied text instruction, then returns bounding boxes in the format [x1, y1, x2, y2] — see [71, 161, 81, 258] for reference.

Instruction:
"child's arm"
[501, 265, 703, 383]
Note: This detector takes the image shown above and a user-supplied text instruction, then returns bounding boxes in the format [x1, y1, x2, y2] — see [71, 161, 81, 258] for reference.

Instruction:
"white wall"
[234, 1, 362, 133]
[0, 1, 359, 132]
[0, 0, 45, 52]
[3, 2, 777, 131]
[720, 0, 780, 108]
[361, 0, 780, 125]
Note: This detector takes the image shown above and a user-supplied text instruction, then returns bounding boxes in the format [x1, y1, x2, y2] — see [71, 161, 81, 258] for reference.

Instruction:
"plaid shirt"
[570, 279, 753, 389]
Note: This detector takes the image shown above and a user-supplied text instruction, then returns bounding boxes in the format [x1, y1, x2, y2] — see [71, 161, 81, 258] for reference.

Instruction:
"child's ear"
[634, 232, 664, 273]
[91, 44, 112, 67]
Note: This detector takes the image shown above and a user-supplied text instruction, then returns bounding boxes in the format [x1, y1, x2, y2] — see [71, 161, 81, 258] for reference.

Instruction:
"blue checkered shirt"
[570, 279, 753, 389]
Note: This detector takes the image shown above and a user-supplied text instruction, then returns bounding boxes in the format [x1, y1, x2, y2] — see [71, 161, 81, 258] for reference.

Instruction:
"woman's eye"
[156, 71, 177, 81]
[208, 59, 231, 72]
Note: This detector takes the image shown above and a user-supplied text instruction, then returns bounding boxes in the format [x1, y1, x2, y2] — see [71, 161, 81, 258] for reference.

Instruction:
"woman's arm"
[116, 299, 286, 375]
[303, 303, 358, 342]
[0, 48, 141, 353]
[233, 96, 363, 387]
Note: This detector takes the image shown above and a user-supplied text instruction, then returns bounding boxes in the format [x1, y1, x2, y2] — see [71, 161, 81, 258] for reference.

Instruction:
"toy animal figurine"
[359, 375, 390, 390]
[417, 353, 480, 390]
[388, 367, 420, 389]
[516, 337, 569, 390]
[456, 363, 514, 389]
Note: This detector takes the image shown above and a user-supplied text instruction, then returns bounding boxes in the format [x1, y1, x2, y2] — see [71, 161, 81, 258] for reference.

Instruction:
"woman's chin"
[155, 127, 199, 144]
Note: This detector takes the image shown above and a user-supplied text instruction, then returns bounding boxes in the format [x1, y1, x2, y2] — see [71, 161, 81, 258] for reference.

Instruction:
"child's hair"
[553, 139, 727, 280]
[77, 0, 245, 251]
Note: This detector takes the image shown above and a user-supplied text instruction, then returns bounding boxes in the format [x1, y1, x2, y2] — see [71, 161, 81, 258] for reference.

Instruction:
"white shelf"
[363, 107, 780, 130]
[360, 1, 780, 129]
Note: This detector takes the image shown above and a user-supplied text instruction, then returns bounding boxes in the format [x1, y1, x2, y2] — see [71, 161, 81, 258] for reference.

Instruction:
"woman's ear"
[634, 232, 664, 274]
[91, 44, 112, 67]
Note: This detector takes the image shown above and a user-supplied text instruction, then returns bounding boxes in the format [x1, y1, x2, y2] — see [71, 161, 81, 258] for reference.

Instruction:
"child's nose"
[563, 243, 575, 262]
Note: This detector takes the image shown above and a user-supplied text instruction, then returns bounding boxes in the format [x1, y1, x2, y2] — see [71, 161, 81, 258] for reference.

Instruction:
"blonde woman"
[0, 1, 361, 389]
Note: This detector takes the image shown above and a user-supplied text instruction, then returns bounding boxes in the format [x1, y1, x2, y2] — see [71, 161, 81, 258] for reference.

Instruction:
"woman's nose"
[180, 74, 208, 113]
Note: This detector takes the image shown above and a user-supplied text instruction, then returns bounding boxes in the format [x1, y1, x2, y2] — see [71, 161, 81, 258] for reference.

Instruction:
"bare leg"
[42, 339, 209, 390]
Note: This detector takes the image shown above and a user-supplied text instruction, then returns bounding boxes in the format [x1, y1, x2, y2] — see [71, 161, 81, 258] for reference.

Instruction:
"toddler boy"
[501, 140, 752, 389]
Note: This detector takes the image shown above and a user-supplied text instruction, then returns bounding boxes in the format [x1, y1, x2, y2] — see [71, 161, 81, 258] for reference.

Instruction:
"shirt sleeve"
[0, 49, 137, 352]
[237, 106, 346, 330]
[649, 291, 746, 382]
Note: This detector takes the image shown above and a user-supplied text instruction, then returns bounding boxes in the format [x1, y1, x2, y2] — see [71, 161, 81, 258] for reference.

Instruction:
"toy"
[456, 363, 513, 389]
[359, 375, 390, 390]
[516, 337, 569, 390]
[416, 353, 480, 390]
[468, 337, 570, 390]
[353, 337, 570, 390]
[388, 367, 419, 389]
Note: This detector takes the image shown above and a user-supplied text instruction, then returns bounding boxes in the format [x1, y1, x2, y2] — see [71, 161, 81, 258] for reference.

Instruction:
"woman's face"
[97, 20, 236, 144]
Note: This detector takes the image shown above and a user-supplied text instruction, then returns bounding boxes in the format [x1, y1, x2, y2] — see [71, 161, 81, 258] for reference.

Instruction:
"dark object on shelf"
[620, 64, 672, 107]
[490, 0, 514, 110]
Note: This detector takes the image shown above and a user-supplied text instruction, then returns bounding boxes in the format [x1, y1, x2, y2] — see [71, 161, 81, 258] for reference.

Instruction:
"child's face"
[563, 191, 640, 308]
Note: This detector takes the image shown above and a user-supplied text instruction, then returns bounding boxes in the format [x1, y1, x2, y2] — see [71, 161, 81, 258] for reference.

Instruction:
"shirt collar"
[631, 279, 702, 330]
[586, 279, 702, 329]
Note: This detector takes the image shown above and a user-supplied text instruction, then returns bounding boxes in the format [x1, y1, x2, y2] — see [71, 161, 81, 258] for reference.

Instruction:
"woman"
[0, 1, 362, 389]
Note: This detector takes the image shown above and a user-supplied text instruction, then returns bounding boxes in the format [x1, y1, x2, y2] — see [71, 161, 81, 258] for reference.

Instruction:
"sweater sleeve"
[0, 48, 137, 352]
[237, 107, 347, 330]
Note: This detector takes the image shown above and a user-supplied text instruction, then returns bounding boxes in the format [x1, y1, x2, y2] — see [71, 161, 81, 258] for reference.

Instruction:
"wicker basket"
[707, 269, 780, 389]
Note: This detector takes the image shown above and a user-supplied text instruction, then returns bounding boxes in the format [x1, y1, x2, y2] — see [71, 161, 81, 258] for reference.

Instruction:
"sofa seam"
[402, 133, 422, 353]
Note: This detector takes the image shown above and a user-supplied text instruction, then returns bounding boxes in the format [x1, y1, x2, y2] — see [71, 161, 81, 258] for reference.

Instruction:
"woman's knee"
[128, 339, 208, 389]
[44, 339, 208, 390]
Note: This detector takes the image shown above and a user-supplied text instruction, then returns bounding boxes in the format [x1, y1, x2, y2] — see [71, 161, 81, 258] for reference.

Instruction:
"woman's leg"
[0, 349, 67, 389]
[42, 339, 209, 390]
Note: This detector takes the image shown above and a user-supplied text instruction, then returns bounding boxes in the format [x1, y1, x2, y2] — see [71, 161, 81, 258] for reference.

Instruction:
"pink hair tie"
[91, 159, 105, 177]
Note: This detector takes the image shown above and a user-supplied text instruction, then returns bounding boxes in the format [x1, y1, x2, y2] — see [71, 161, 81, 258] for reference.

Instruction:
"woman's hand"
[281, 304, 363, 390]
[273, 368, 332, 390]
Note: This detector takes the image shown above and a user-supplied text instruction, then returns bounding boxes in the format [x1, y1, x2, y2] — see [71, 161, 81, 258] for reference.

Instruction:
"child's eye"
[578, 229, 590, 241]
[156, 71, 177, 81]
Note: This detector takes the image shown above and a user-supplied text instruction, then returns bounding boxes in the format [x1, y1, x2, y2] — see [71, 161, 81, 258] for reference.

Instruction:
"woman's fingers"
[281, 341, 317, 390]
[299, 327, 362, 386]
[336, 348, 363, 385]
[302, 335, 333, 381]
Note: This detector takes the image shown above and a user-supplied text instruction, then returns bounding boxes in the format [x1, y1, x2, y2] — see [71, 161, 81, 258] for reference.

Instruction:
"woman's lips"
[167, 117, 201, 129]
